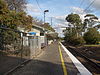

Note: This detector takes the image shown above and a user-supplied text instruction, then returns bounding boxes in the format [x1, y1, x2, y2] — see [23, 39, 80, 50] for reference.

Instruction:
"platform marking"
[60, 42, 92, 75]
[58, 45, 67, 75]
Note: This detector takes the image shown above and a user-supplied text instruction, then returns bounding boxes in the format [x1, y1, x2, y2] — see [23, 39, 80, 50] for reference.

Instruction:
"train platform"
[10, 41, 92, 75]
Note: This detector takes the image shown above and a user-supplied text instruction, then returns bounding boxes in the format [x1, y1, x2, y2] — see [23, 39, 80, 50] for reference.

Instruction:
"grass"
[84, 44, 100, 47]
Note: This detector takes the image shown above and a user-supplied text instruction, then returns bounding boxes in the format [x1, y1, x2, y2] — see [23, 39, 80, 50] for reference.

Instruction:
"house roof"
[33, 25, 45, 31]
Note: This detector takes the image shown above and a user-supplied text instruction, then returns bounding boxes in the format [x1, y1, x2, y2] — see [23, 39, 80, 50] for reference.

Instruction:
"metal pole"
[51, 17, 52, 26]
[44, 12, 45, 24]
[44, 10, 49, 24]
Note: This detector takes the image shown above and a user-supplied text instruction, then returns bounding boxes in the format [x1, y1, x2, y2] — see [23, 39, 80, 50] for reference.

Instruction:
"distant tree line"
[64, 13, 100, 45]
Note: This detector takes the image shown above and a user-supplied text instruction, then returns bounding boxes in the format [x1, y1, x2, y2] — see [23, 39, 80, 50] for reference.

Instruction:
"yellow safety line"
[58, 44, 67, 75]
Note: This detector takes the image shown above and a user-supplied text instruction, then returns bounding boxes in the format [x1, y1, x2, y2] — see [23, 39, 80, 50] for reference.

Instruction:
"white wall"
[31, 28, 40, 36]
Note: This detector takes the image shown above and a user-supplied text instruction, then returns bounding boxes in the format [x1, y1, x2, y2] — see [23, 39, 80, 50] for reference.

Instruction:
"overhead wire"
[35, 0, 43, 12]
[68, 0, 85, 13]
[35, 0, 53, 17]
[68, 1, 75, 13]
[84, 0, 95, 12]
[77, 0, 86, 14]
[35, 0, 54, 26]
[79, 0, 85, 8]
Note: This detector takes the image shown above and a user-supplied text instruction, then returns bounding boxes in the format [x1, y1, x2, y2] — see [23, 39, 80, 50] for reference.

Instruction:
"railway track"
[64, 44, 100, 74]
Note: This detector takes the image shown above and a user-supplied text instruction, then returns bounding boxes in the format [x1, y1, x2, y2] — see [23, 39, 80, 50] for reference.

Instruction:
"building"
[18, 25, 47, 59]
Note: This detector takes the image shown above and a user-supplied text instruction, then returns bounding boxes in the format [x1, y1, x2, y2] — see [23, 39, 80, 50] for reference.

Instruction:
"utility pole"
[44, 10, 49, 24]
[51, 17, 52, 26]
[44, 11, 45, 24]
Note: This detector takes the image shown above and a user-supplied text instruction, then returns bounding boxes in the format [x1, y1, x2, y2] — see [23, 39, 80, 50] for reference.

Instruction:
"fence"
[0, 27, 45, 59]
[0, 27, 48, 74]
[28, 36, 42, 59]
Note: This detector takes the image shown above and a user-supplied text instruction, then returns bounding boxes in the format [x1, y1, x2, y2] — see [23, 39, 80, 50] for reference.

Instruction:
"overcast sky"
[26, 0, 100, 37]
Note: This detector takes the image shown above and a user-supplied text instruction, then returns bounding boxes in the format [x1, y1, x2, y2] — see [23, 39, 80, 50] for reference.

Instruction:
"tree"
[83, 28, 100, 44]
[64, 13, 86, 45]
[5, 0, 27, 12]
[94, 24, 100, 29]
[0, 0, 19, 49]
[46, 32, 58, 40]
[16, 12, 33, 31]
[84, 14, 98, 28]
[43, 23, 55, 32]
[65, 13, 82, 37]
[0, 0, 9, 25]
[66, 13, 82, 27]
[0, 0, 33, 49]
[33, 18, 43, 26]
[64, 29, 85, 45]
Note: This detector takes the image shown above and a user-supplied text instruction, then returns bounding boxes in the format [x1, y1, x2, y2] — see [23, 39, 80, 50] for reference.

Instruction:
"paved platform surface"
[11, 42, 79, 75]
[0, 55, 25, 75]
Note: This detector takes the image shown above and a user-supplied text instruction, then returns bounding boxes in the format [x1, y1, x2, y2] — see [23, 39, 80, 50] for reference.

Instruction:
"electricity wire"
[84, 0, 95, 12]
[35, 0, 43, 12]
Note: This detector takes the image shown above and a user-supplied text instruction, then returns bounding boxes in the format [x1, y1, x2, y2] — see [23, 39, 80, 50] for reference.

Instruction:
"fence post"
[21, 32, 23, 61]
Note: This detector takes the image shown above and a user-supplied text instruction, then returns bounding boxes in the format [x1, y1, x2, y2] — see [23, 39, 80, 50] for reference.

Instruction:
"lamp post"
[44, 10, 49, 24]
[43, 10, 49, 46]
[51, 17, 53, 26]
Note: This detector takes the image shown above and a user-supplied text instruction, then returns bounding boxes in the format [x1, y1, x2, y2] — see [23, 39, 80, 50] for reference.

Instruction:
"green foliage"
[64, 27, 86, 45]
[64, 13, 100, 45]
[66, 13, 82, 26]
[0, 0, 33, 49]
[46, 34, 53, 40]
[65, 13, 83, 38]
[83, 28, 100, 44]
[94, 24, 100, 29]
[1, 30, 20, 45]
[5, 0, 27, 12]
[15, 12, 33, 30]
[71, 36, 86, 45]
[64, 31, 85, 45]
[64, 29, 76, 42]
[84, 14, 98, 28]
[0, 0, 8, 14]
[43, 23, 55, 32]
[85, 14, 98, 20]
[0, 0, 33, 29]
[46, 33, 58, 40]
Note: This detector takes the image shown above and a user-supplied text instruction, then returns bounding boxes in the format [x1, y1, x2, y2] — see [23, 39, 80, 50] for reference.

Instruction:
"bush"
[74, 37, 86, 45]
[72, 37, 86, 45]
[83, 28, 100, 44]
[64, 33, 86, 45]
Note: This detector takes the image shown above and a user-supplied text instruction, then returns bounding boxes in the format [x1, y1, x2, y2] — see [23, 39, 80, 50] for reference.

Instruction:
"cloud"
[54, 16, 66, 23]
[53, 15, 69, 27]
[71, 7, 85, 14]
[84, 0, 100, 11]
[53, 14, 85, 28]
[26, 4, 40, 13]
[25, 3, 42, 17]
[89, 0, 100, 10]
[71, 6, 94, 14]
[70, 7, 92, 19]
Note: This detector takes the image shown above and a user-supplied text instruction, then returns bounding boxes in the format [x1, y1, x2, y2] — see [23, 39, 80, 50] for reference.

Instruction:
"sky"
[25, 0, 100, 37]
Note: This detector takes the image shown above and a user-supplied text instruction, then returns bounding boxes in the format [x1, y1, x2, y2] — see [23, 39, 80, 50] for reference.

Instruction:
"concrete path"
[11, 42, 79, 75]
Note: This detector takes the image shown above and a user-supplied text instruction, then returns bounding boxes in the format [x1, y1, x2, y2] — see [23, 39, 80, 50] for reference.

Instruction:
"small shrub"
[64, 32, 86, 45]
[83, 28, 100, 44]
[72, 37, 86, 45]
